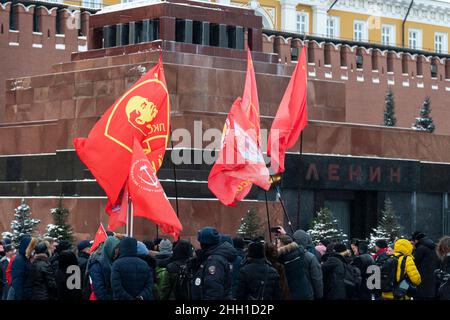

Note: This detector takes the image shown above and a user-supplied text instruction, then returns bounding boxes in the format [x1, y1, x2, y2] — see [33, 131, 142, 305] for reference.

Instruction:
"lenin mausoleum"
[0, 0, 450, 242]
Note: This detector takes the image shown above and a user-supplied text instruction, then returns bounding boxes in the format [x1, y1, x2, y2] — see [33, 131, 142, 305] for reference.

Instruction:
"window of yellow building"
[408, 28, 422, 50]
[434, 32, 448, 54]
[326, 16, 340, 38]
[353, 20, 368, 42]
[296, 12, 309, 34]
[381, 24, 395, 46]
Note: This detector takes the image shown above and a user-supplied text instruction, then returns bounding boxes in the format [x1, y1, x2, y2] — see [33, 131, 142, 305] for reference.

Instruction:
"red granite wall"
[0, 197, 283, 243]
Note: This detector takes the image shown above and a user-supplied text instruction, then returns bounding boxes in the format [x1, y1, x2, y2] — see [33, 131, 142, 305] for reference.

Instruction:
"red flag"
[90, 223, 107, 253]
[128, 137, 182, 240]
[268, 46, 308, 174]
[74, 55, 170, 210]
[107, 182, 129, 231]
[208, 49, 270, 206]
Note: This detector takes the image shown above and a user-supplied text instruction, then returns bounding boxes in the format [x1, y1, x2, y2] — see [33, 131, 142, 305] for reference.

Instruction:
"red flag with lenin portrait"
[129, 137, 182, 240]
[73, 56, 170, 216]
[208, 49, 270, 206]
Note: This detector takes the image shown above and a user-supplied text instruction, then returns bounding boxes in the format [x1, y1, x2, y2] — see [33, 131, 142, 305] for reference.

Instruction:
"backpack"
[248, 264, 269, 300]
[435, 268, 450, 299]
[172, 263, 192, 300]
[155, 266, 171, 300]
[343, 262, 362, 290]
[380, 254, 410, 298]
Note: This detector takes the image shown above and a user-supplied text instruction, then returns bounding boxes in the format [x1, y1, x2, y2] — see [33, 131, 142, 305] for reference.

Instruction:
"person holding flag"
[208, 49, 270, 206]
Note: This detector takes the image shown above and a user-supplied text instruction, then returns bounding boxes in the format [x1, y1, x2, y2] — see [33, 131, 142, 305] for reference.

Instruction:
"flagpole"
[296, 132, 303, 229]
[126, 197, 132, 237]
[170, 128, 180, 217]
[264, 190, 273, 243]
[130, 199, 134, 238]
[270, 176, 295, 234]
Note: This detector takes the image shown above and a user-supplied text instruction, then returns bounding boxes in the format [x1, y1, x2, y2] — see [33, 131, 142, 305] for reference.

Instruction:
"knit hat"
[247, 241, 265, 259]
[56, 240, 72, 254]
[411, 231, 426, 241]
[197, 227, 221, 246]
[4, 244, 14, 253]
[77, 240, 92, 252]
[159, 239, 173, 254]
[136, 241, 149, 255]
[334, 243, 348, 253]
[315, 244, 326, 256]
[375, 239, 388, 249]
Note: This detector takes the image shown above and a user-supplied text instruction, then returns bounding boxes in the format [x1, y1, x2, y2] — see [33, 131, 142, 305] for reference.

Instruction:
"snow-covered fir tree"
[383, 89, 397, 126]
[369, 197, 402, 248]
[44, 198, 74, 243]
[10, 199, 40, 246]
[237, 208, 264, 239]
[308, 207, 347, 245]
[1, 231, 13, 241]
[412, 97, 435, 133]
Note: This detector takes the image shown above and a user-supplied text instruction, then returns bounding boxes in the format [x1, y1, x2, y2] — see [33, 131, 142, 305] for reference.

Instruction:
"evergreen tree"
[369, 197, 402, 248]
[412, 97, 435, 133]
[237, 208, 264, 239]
[10, 199, 40, 246]
[383, 89, 397, 126]
[44, 198, 74, 243]
[308, 207, 347, 245]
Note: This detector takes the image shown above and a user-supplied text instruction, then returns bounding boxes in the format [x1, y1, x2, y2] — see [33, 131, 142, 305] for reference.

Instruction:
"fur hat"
[247, 241, 265, 259]
[197, 227, 221, 246]
[334, 243, 348, 254]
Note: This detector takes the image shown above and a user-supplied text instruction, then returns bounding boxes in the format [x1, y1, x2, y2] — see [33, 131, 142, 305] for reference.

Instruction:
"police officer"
[191, 227, 237, 300]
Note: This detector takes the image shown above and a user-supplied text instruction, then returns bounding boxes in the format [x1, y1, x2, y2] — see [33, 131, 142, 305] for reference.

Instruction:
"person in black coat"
[351, 240, 374, 300]
[322, 243, 349, 300]
[111, 237, 154, 300]
[11, 236, 37, 300]
[165, 239, 194, 300]
[50, 240, 72, 275]
[56, 250, 82, 300]
[191, 227, 237, 300]
[435, 236, 450, 300]
[277, 235, 312, 300]
[31, 241, 56, 300]
[411, 231, 440, 299]
[235, 241, 281, 300]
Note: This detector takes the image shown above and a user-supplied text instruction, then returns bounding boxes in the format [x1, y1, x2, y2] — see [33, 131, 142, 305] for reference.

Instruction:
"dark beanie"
[35, 242, 49, 255]
[375, 239, 388, 249]
[248, 241, 265, 259]
[197, 227, 221, 246]
[411, 231, 426, 241]
[77, 240, 92, 252]
[334, 243, 348, 253]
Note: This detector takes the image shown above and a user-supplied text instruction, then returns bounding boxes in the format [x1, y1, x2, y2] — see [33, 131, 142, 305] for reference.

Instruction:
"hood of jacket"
[357, 241, 369, 255]
[205, 241, 237, 263]
[293, 230, 312, 248]
[394, 239, 413, 256]
[118, 237, 137, 258]
[102, 236, 121, 262]
[417, 237, 436, 250]
[18, 236, 31, 256]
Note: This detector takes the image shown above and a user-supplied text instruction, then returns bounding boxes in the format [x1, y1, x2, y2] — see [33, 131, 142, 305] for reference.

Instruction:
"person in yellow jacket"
[382, 239, 422, 300]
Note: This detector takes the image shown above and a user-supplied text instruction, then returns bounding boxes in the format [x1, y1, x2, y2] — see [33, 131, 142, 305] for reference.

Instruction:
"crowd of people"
[0, 227, 449, 300]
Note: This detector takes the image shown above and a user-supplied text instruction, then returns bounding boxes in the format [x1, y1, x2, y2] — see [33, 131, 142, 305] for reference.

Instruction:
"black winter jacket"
[436, 254, 450, 300]
[414, 237, 440, 299]
[31, 254, 56, 300]
[277, 242, 313, 300]
[235, 258, 281, 300]
[56, 251, 82, 300]
[322, 253, 348, 300]
[352, 253, 374, 300]
[111, 238, 154, 300]
[191, 242, 237, 300]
